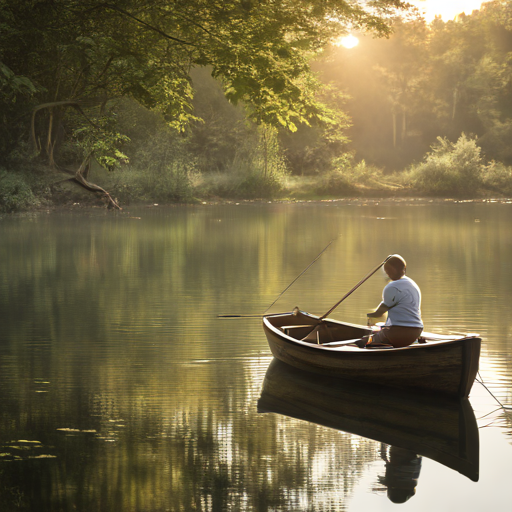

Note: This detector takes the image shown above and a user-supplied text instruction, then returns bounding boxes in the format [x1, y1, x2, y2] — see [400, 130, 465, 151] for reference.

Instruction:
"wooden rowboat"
[258, 359, 479, 482]
[262, 309, 481, 398]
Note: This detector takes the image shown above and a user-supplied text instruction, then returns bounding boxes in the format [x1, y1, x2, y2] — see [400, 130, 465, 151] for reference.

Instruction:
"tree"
[0, 0, 410, 206]
[426, 1, 512, 164]
[314, 1, 512, 170]
[316, 17, 431, 170]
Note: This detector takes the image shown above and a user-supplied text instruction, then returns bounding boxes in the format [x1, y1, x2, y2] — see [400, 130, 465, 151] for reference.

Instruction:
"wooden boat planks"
[262, 310, 481, 398]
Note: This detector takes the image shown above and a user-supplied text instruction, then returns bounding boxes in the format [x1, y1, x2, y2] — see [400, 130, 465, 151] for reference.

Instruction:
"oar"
[216, 314, 263, 318]
[319, 255, 393, 320]
[301, 255, 392, 342]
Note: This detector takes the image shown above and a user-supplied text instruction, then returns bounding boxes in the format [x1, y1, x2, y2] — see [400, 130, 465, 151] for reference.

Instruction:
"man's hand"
[367, 302, 389, 326]
[367, 314, 376, 327]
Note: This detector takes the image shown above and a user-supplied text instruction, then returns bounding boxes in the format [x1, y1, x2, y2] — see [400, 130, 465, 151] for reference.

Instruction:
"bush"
[315, 157, 389, 196]
[407, 134, 484, 196]
[194, 167, 283, 200]
[104, 108, 197, 203]
[237, 172, 283, 199]
[482, 161, 512, 196]
[345, 159, 387, 187]
[316, 169, 357, 196]
[0, 169, 40, 212]
[195, 124, 288, 199]
[109, 163, 194, 204]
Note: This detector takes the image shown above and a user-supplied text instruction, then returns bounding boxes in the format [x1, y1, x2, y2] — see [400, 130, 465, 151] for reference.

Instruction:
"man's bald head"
[384, 254, 406, 281]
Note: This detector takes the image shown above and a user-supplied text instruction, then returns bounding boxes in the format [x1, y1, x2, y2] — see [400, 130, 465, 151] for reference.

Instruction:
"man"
[366, 254, 423, 348]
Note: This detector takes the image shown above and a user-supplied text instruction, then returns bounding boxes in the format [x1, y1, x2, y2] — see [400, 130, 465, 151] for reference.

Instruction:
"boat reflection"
[257, 358, 479, 498]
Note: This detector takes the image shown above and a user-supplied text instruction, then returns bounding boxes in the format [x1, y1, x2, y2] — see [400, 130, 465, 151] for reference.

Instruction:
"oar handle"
[319, 255, 393, 320]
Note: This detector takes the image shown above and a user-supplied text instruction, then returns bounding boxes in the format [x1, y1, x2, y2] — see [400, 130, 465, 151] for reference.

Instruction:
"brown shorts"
[371, 326, 423, 348]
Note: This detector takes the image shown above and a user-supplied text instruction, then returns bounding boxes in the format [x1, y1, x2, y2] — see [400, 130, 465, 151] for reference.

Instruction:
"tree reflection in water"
[0, 357, 379, 511]
[2, 203, 510, 511]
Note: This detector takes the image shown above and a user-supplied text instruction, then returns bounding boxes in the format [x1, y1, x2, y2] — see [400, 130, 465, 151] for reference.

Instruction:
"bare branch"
[31, 101, 99, 156]
[99, 3, 196, 46]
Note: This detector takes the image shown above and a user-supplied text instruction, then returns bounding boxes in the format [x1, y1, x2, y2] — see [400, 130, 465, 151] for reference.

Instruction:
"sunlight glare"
[409, 0, 487, 22]
[335, 34, 359, 49]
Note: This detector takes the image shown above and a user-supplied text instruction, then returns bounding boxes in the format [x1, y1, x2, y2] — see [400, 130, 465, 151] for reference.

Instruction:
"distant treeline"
[322, 4, 512, 171]
[1, 1, 512, 212]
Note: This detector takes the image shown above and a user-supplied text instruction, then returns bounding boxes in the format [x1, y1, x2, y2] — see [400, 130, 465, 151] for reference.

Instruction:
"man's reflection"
[378, 443, 422, 503]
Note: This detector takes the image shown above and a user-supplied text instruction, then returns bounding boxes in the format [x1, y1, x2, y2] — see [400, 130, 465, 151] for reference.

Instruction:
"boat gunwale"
[262, 311, 480, 353]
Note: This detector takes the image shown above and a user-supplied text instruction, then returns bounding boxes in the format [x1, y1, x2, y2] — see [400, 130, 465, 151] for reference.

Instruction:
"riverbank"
[4, 195, 511, 220]
[2, 159, 511, 214]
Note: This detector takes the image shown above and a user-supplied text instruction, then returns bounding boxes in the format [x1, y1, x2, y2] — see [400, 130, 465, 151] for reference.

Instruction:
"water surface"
[1, 201, 511, 511]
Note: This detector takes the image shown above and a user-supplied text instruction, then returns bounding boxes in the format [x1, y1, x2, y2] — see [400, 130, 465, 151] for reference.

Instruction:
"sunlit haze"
[335, 2, 488, 48]
[410, 0, 489, 21]
[335, 34, 359, 48]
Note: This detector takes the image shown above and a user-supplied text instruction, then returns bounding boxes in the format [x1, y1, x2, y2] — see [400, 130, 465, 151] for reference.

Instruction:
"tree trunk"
[392, 111, 397, 148]
[32, 102, 121, 209]
[401, 108, 407, 145]
[71, 154, 121, 210]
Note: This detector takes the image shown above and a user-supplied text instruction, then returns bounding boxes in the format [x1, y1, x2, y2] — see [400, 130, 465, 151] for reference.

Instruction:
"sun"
[335, 34, 359, 49]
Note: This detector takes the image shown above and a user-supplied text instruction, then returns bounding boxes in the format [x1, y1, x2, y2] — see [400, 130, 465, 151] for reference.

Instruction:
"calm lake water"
[0, 200, 511, 511]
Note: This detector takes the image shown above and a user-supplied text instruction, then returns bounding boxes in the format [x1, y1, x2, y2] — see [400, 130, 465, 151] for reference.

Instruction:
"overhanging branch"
[99, 3, 196, 46]
[31, 101, 99, 154]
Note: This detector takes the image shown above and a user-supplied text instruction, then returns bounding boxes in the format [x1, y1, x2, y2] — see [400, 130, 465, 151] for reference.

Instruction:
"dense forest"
[1, 0, 512, 212]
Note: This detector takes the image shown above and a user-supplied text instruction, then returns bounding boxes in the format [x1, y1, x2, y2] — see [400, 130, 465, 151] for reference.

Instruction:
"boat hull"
[262, 310, 481, 398]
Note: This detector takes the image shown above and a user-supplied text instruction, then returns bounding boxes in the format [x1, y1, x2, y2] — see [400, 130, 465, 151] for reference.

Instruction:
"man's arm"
[367, 302, 390, 318]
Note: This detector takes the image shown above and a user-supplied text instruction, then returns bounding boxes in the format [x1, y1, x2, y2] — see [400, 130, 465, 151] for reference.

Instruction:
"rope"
[476, 370, 510, 410]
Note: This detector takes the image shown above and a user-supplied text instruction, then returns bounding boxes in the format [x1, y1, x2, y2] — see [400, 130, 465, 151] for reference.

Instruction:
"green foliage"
[315, 2, 512, 169]
[407, 134, 484, 196]
[189, 66, 260, 174]
[72, 114, 130, 171]
[0, 61, 37, 100]
[0, 61, 40, 157]
[0, 169, 40, 212]
[106, 109, 196, 203]
[481, 160, 512, 195]
[315, 157, 389, 196]
[341, 159, 386, 186]
[316, 169, 357, 196]
[195, 170, 283, 200]
[0, 0, 409, 162]
[0, 0, 414, 207]
[279, 85, 351, 175]
[111, 164, 194, 204]
[237, 173, 284, 199]
[194, 124, 287, 199]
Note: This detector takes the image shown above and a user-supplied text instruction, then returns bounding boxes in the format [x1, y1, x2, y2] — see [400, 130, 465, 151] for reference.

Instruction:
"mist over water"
[0, 201, 511, 511]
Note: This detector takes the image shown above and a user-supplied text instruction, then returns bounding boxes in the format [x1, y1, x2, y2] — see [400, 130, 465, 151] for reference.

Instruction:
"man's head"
[384, 254, 406, 281]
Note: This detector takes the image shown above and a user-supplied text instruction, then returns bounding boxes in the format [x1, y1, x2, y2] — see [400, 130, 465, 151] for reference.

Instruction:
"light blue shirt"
[382, 276, 423, 328]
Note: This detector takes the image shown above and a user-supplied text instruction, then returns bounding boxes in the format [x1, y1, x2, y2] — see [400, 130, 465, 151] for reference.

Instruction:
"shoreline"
[2, 196, 512, 218]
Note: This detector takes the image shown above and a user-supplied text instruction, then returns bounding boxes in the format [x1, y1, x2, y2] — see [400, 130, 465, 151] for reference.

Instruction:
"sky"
[336, 1, 490, 47]
[409, 0, 489, 21]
